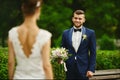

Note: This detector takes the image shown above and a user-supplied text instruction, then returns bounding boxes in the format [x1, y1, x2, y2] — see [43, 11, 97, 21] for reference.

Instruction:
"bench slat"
[90, 74, 120, 80]
[90, 69, 120, 80]
[93, 69, 120, 76]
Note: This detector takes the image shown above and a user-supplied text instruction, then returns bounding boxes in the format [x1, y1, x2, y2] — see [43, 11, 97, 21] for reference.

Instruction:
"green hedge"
[96, 50, 120, 70]
[98, 34, 116, 50]
[0, 47, 120, 79]
[0, 47, 8, 79]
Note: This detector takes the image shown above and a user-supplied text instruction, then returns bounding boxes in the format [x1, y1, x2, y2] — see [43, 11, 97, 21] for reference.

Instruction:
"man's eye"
[74, 17, 82, 20]
[74, 17, 78, 19]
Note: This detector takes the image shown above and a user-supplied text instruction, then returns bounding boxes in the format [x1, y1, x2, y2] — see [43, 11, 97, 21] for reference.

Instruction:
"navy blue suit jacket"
[61, 26, 96, 75]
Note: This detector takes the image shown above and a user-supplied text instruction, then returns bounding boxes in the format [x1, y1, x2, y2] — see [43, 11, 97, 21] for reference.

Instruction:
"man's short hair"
[74, 10, 85, 15]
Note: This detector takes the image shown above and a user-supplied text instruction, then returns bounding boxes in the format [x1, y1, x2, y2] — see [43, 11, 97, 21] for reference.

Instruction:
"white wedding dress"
[8, 27, 52, 79]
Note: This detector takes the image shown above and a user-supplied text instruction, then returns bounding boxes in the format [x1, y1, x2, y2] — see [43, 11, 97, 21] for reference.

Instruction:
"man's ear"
[72, 17, 74, 22]
[83, 18, 86, 23]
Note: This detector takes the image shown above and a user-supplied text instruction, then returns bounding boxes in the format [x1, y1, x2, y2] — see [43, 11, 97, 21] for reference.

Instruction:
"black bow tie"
[74, 29, 81, 32]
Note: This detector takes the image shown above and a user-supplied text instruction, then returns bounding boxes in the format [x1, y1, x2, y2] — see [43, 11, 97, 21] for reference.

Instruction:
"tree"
[0, 0, 22, 47]
[38, 0, 73, 47]
[0, 0, 120, 47]
[82, 0, 120, 38]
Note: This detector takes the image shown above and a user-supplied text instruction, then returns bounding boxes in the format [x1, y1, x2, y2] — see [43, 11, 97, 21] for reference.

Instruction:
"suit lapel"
[69, 27, 76, 52]
[81, 26, 86, 42]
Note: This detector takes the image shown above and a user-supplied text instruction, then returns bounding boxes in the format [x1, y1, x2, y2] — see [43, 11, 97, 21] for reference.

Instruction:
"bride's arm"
[41, 39, 53, 79]
[8, 39, 15, 80]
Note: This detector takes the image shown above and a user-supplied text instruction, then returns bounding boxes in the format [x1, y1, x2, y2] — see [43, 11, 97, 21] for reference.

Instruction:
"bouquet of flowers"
[51, 47, 69, 64]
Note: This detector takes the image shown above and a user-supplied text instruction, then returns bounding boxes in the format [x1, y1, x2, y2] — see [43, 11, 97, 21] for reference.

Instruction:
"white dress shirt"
[72, 26, 82, 52]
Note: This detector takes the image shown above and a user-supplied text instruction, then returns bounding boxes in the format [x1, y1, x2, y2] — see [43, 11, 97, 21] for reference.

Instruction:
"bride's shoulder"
[8, 26, 18, 41]
[8, 26, 18, 34]
[40, 29, 52, 37]
[37, 29, 52, 45]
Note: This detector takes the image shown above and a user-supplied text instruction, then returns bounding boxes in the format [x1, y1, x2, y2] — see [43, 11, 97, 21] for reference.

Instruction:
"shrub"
[0, 47, 120, 79]
[0, 47, 8, 79]
[99, 34, 116, 50]
[96, 50, 120, 70]
[51, 61, 66, 79]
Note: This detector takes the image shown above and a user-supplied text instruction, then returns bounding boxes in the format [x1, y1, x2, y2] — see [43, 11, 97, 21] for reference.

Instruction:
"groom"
[61, 10, 96, 80]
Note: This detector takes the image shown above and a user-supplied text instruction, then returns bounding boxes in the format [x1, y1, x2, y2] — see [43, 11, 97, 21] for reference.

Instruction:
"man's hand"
[86, 71, 94, 78]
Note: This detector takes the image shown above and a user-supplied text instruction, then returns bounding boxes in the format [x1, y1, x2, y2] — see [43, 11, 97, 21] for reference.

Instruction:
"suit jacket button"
[75, 56, 77, 60]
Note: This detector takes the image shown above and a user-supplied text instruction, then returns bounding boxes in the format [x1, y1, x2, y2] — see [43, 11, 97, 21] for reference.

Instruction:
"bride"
[8, 0, 53, 79]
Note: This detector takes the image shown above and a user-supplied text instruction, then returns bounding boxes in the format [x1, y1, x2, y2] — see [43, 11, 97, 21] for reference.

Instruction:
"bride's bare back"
[17, 26, 39, 58]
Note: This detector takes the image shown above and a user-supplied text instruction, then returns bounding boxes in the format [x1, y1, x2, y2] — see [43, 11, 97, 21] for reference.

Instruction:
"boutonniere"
[82, 34, 87, 40]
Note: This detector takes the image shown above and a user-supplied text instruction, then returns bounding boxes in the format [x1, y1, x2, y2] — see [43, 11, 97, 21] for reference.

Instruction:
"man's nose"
[76, 19, 80, 21]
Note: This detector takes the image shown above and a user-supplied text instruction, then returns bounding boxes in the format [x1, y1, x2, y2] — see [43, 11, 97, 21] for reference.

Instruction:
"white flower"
[82, 34, 87, 40]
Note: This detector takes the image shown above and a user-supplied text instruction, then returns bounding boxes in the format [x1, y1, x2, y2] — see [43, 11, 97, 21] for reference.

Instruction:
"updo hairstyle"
[21, 0, 42, 16]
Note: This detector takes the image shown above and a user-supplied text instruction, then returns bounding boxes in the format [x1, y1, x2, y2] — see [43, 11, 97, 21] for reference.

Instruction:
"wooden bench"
[90, 69, 120, 80]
